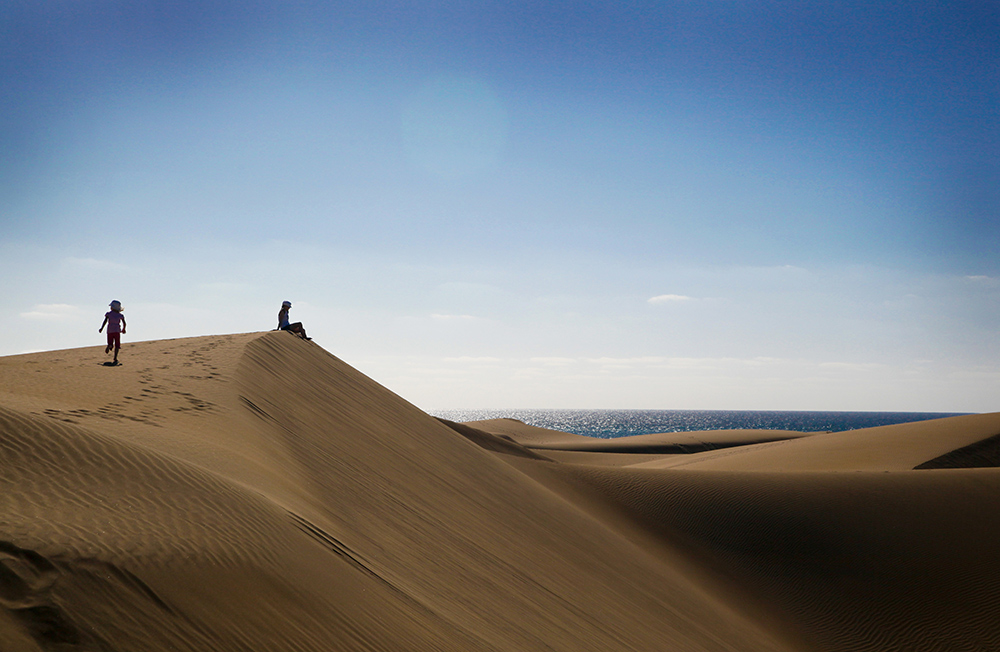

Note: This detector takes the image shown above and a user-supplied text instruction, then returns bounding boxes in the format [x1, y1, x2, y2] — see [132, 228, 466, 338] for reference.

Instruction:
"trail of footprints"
[41, 343, 223, 427]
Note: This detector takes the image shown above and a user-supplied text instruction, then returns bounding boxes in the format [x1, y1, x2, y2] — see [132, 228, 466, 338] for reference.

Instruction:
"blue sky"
[2, 1, 998, 412]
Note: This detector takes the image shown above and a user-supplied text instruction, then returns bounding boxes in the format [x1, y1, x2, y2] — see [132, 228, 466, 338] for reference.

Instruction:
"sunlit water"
[429, 409, 971, 439]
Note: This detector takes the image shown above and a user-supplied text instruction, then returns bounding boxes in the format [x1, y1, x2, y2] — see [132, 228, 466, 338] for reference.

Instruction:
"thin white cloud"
[585, 356, 668, 365]
[647, 294, 693, 304]
[529, 357, 577, 366]
[518, 356, 794, 370]
[19, 304, 84, 321]
[443, 356, 502, 363]
[430, 313, 477, 321]
[818, 362, 886, 371]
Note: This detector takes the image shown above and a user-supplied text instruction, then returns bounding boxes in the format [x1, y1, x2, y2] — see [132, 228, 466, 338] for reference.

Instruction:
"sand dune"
[0, 332, 997, 651]
[470, 412, 1000, 651]
[464, 417, 810, 453]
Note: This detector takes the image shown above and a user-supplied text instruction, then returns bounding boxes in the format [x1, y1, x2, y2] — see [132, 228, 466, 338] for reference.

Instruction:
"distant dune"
[0, 332, 997, 651]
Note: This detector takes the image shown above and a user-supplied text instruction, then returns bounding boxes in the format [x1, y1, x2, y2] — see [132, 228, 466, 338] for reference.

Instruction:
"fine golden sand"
[0, 332, 998, 651]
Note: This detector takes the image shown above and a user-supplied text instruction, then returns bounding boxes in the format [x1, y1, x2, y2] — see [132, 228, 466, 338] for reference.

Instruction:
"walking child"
[99, 300, 126, 364]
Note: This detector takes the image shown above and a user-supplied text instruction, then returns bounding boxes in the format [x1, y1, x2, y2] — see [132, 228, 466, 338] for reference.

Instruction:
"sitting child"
[277, 300, 310, 340]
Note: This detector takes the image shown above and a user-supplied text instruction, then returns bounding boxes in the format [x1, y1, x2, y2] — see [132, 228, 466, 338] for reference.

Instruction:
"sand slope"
[1, 332, 997, 651]
[470, 413, 1000, 651]
[0, 333, 791, 651]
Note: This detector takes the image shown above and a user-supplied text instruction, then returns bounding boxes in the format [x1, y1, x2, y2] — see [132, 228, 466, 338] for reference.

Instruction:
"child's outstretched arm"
[121, 316, 126, 334]
[99, 316, 108, 333]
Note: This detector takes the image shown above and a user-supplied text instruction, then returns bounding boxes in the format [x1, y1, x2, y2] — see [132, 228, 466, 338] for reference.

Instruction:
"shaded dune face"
[555, 466, 1000, 652]
[916, 432, 1000, 468]
[469, 413, 1000, 651]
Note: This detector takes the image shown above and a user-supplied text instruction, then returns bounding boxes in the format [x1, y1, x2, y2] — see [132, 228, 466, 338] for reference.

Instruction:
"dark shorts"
[107, 331, 121, 350]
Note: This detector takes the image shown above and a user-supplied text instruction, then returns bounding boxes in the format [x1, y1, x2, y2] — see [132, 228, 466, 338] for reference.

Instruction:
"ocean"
[429, 409, 972, 439]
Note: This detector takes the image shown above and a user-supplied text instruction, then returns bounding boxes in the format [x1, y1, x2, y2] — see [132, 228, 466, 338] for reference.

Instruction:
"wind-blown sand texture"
[0, 332, 997, 651]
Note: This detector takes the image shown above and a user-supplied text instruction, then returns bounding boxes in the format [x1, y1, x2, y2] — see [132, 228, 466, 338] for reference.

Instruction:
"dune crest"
[1, 332, 998, 651]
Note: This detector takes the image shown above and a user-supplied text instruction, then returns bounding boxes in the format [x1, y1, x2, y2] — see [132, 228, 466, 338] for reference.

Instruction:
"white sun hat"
[282, 300, 292, 308]
[109, 300, 122, 311]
